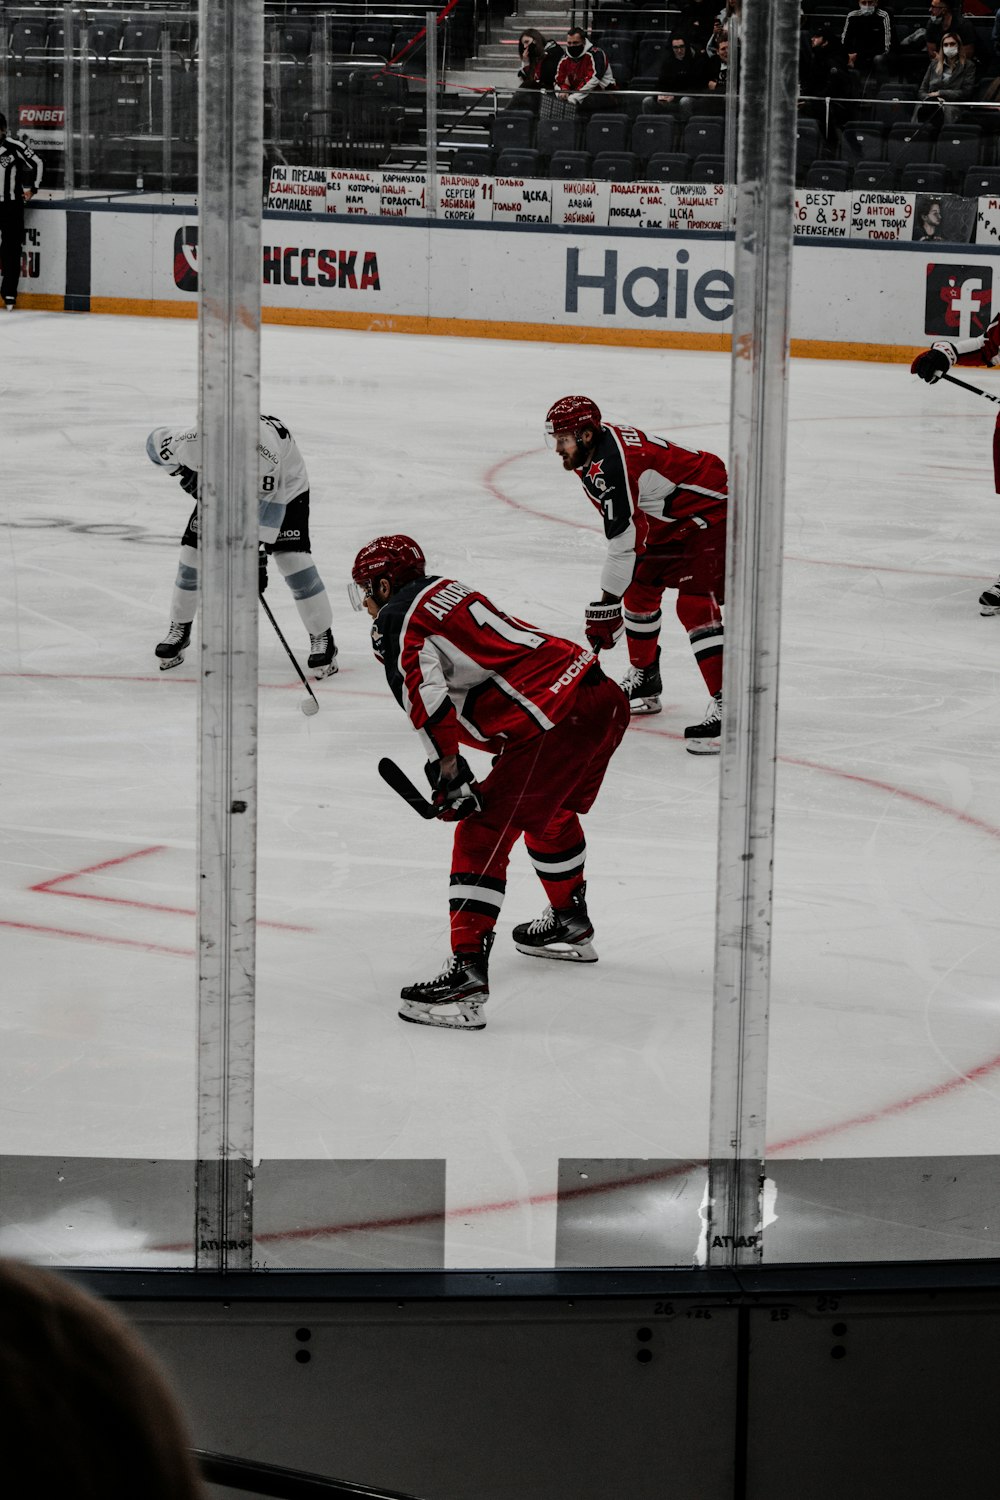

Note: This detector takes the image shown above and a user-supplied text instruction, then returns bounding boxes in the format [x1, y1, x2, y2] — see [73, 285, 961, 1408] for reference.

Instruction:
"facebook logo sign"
[924, 263, 993, 341]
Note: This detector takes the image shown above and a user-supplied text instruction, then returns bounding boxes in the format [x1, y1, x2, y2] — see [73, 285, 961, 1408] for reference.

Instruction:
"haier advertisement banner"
[29, 204, 997, 354]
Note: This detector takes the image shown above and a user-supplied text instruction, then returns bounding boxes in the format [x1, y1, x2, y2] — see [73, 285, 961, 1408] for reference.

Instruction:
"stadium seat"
[795, 119, 824, 181]
[537, 116, 580, 160]
[963, 166, 1000, 197]
[840, 120, 888, 162]
[852, 161, 899, 190]
[548, 149, 594, 178]
[643, 151, 693, 181]
[274, 22, 313, 58]
[326, 23, 355, 56]
[491, 113, 534, 151]
[87, 20, 123, 60]
[120, 20, 163, 57]
[592, 151, 640, 180]
[683, 115, 725, 160]
[691, 155, 725, 182]
[887, 121, 936, 173]
[450, 146, 494, 174]
[634, 32, 672, 79]
[495, 147, 543, 178]
[631, 115, 677, 163]
[353, 25, 394, 59]
[584, 112, 631, 157]
[933, 126, 983, 190]
[899, 162, 949, 192]
[804, 160, 851, 190]
[10, 19, 48, 60]
[871, 84, 919, 128]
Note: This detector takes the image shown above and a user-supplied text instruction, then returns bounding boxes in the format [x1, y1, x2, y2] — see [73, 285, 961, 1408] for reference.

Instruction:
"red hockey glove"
[426, 756, 484, 821]
[910, 342, 956, 384]
[584, 601, 624, 652]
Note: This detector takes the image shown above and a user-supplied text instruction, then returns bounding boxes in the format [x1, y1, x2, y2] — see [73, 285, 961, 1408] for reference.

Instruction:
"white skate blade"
[980, 604, 1000, 617]
[513, 939, 598, 962]
[311, 662, 339, 679]
[398, 998, 486, 1031]
[158, 651, 186, 672]
[628, 696, 661, 716]
[685, 737, 720, 756]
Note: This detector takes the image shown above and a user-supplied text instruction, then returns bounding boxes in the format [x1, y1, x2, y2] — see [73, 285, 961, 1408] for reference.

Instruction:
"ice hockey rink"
[2, 310, 999, 1271]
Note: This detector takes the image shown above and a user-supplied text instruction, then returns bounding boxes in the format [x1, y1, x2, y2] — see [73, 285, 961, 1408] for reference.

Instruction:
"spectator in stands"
[513, 29, 562, 111]
[641, 35, 708, 119]
[677, 0, 718, 51]
[800, 22, 858, 139]
[841, 3, 896, 90]
[925, 2, 977, 63]
[0, 1258, 206, 1498]
[915, 29, 977, 124]
[553, 28, 616, 116]
[699, 34, 733, 115]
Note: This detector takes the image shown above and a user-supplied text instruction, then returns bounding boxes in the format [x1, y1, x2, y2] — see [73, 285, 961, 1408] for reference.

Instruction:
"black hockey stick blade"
[378, 758, 437, 819]
[942, 372, 1000, 406]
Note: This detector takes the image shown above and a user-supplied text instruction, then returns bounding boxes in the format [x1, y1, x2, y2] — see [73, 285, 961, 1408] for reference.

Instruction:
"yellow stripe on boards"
[44, 295, 939, 366]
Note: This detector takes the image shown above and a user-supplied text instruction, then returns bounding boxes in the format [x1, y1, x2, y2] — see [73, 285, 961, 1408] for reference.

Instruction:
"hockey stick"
[378, 757, 437, 819]
[942, 372, 1000, 407]
[258, 594, 319, 712]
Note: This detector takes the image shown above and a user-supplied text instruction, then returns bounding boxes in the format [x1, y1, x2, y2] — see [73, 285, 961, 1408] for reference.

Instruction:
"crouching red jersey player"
[350, 534, 629, 1032]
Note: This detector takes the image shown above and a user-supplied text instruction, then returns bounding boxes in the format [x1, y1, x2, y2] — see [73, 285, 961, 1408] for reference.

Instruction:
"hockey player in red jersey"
[545, 395, 728, 753]
[350, 535, 630, 1032]
[911, 326, 1000, 616]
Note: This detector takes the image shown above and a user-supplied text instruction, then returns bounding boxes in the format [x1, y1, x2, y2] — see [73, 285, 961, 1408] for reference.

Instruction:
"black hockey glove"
[425, 756, 484, 822]
[172, 464, 200, 497]
[258, 546, 268, 596]
[910, 342, 955, 384]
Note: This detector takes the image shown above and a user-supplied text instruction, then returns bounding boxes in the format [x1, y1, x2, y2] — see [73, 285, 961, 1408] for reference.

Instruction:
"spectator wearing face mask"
[553, 28, 616, 115]
[925, 2, 977, 63]
[841, 2, 896, 87]
[915, 29, 977, 125]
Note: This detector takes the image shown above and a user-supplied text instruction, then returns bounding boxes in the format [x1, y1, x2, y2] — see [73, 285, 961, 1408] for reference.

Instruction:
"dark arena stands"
[3, 2, 1000, 194]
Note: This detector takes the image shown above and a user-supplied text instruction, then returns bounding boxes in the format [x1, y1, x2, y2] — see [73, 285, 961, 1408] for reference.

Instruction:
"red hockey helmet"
[349, 534, 426, 610]
[545, 395, 602, 443]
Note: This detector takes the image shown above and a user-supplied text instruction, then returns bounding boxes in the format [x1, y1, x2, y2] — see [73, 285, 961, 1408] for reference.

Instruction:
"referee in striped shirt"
[1, 111, 42, 310]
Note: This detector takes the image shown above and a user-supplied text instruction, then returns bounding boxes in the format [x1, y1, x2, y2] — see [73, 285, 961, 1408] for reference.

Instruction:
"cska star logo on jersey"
[586, 459, 608, 492]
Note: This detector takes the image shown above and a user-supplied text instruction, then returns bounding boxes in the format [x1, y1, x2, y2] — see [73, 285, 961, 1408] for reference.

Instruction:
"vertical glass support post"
[194, 0, 263, 1273]
[162, 27, 174, 194]
[79, 19, 91, 190]
[425, 10, 438, 218]
[62, 4, 75, 198]
[706, 0, 798, 1267]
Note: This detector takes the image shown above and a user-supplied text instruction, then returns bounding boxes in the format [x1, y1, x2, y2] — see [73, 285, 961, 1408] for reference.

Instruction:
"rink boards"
[14, 197, 999, 360]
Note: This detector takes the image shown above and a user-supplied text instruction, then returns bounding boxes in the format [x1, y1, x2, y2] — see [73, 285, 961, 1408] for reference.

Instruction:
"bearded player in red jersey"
[545, 395, 728, 753]
[911, 325, 1000, 616]
[350, 535, 629, 1032]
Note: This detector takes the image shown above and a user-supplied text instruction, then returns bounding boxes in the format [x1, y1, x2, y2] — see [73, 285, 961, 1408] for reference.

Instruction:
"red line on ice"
[30, 844, 311, 932]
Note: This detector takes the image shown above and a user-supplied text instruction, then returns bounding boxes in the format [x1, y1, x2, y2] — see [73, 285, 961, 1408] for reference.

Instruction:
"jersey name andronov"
[378, 576, 595, 758]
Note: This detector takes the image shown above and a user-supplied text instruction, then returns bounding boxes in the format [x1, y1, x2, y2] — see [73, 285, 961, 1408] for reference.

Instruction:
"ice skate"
[308, 628, 338, 678]
[3, 297, 15, 311]
[512, 883, 597, 962]
[398, 933, 492, 1031]
[620, 649, 662, 716]
[979, 581, 1000, 616]
[684, 692, 722, 755]
[155, 620, 192, 671]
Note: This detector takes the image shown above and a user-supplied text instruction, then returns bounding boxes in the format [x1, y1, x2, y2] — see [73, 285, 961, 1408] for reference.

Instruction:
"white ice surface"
[2, 313, 999, 1266]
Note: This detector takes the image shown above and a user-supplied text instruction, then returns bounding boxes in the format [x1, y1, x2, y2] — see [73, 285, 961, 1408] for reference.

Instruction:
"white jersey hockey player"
[146, 413, 337, 676]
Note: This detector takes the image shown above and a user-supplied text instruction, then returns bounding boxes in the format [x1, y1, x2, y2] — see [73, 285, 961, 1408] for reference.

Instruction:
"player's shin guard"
[448, 872, 506, 953]
[276, 553, 338, 675]
[623, 607, 662, 669]
[677, 594, 723, 698]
